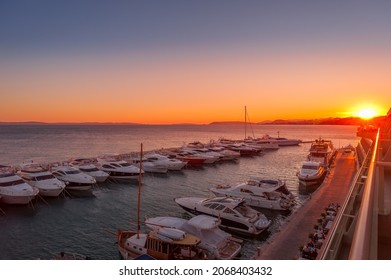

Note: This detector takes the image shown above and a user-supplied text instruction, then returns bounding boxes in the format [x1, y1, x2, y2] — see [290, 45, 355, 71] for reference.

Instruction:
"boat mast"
[137, 143, 143, 239]
[245, 106, 247, 139]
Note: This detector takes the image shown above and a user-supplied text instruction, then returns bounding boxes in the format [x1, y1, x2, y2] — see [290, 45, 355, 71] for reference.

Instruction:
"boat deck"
[255, 150, 356, 259]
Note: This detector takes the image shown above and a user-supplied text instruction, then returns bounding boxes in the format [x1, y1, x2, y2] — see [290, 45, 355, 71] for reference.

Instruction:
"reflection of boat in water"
[210, 177, 295, 211]
[297, 161, 327, 187]
[175, 196, 271, 236]
[145, 215, 242, 260]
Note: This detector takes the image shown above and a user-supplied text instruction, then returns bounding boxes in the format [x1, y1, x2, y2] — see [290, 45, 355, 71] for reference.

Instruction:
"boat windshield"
[81, 167, 99, 172]
[65, 170, 80, 174]
[0, 179, 25, 187]
[303, 165, 319, 170]
[36, 174, 56, 180]
[120, 162, 131, 167]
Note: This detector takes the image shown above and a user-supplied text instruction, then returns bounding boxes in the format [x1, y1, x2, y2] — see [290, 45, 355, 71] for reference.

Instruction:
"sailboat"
[242, 106, 280, 150]
[117, 144, 206, 260]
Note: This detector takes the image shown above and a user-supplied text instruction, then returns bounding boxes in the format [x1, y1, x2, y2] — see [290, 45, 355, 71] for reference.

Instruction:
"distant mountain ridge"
[210, 116, 385, 126]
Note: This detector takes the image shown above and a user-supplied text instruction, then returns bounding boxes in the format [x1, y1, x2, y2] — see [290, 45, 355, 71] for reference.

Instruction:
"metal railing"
[348, 129, 380, 259]
[318, 129, 379, 259]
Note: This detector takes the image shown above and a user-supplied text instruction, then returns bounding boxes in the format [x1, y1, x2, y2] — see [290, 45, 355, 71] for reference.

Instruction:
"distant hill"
[210, 116, 386, 126]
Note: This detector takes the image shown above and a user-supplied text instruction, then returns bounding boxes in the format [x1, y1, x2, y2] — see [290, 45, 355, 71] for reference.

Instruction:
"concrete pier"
[255, 150, 356, 259]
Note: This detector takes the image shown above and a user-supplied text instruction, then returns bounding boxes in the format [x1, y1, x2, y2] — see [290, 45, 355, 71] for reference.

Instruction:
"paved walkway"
[255, 151, 356, 260]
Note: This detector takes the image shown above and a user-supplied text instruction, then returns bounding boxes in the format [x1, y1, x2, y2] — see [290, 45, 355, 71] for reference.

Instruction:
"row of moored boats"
[0, 136, 301, 206]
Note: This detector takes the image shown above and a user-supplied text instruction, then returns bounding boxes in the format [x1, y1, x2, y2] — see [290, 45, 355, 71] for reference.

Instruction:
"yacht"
[210, 177, 295, 211]
[117, 227, 205, 260]
[145, 215, 242, 260]
[308, 138, 335, 167]
[97, 159, 143, 180]
[297, 161, 327, 186]
[174, 196, 271, 236]
[144, 153, 187, 170]
[0, 167, 39, 205]
[129, 156, 168, 174]
[51, 166, 96, 191]
[70, 158, 110, 183]
[259, 134, 302, 146]
[18, 163, 65, 197]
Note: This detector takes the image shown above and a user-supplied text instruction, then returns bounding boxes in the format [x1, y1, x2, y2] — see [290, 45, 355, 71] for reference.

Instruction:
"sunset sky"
[0, 0, 390, 124]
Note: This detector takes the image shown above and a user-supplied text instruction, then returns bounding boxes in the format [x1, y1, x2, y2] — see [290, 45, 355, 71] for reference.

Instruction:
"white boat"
[97, 158, 143, 180]
[145, 215, 242, 260]
[129, 156, 168, 174]
[297, 161, 327, 186]
[308, 138, 335, 167]
[0, 167, 39, 205]
[259, 134, 302, 146]
[18, 163, 65, 197]
[207, 146, 241, 161]
[77, 164, 110, 183]
[210, 177, 295, 211]
[144, 153, 187, 170]
[70, 158, 110, 183]
[51, 166, 95, 191]
[174, 196, 271, 236]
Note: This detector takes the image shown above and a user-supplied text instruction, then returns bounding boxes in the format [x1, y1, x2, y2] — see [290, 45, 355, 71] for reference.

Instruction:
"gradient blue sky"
[1, 0, 390, 123]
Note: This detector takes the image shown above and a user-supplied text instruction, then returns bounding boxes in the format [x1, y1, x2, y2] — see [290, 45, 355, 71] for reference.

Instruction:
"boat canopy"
[187, 215, 220, 230]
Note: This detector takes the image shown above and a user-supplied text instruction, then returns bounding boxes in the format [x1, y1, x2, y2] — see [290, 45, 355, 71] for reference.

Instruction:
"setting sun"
[356, 107, 379, 120]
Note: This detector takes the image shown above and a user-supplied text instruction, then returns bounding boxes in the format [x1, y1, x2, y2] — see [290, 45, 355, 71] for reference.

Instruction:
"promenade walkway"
[255, 150, 356, 259]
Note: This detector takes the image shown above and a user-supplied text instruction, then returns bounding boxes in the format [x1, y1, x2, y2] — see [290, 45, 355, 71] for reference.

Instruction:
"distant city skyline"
[1, 0, 390, 124]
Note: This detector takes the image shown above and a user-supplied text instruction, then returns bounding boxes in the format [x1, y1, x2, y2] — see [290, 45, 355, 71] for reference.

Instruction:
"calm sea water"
[0, 124, 359, 260]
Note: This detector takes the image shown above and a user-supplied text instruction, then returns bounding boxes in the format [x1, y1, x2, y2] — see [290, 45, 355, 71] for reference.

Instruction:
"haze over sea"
[0, 124, 358, 260]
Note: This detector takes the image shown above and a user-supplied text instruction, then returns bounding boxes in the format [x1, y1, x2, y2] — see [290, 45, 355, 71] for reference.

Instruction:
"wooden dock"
[255, 150, 357, 259]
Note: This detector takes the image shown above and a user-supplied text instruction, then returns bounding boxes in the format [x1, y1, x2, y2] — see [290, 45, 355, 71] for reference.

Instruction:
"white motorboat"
[308, 138, 335, 167]
[129, 156, 168, 174]
[144, 153, 187, 170]
[51, 166, 95, 191]
[207, 146, 241, 161]
[145, 215, 242, 260]
[174, 196, 271, 236]
[259, 134, 302, 146]
[97, 158, 143, 180]
[210, 177, 295, 211]
[18, 163, 65, 197]
[70, 158, 110, 183]
[297, 161, 327, 187]
[0, 167, 39, 205]
[243, 137, 280, 150]
[77, 164, 110, 183]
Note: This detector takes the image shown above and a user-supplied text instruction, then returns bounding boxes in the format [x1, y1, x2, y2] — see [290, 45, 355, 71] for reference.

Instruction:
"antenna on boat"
[137, 143, 143, 239]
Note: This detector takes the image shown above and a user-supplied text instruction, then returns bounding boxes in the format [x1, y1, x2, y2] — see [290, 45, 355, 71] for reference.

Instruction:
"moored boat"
[145, 215, 242, 260]
[297, 161, 327, 187]
[174, 196, 271, 236]
[18, 163, 66, 197]
[210, 177, 295, 211]
[0, 166, 39, 205]
[117, 227, 206, 260]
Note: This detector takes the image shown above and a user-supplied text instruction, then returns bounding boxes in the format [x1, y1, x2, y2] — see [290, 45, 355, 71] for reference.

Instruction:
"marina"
[0, 124, 359, 260]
